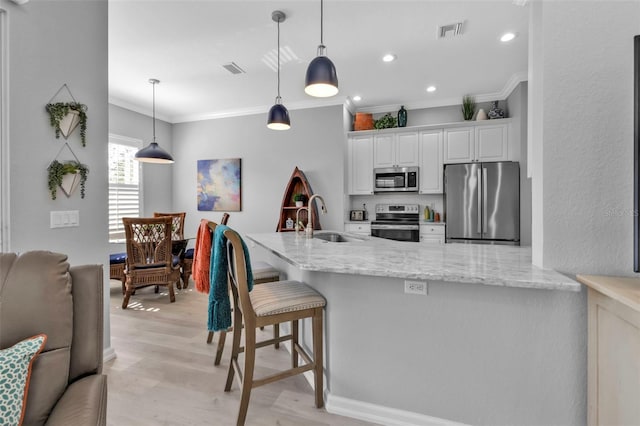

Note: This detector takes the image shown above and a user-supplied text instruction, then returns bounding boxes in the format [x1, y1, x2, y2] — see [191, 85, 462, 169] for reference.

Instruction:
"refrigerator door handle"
[477, 168, 482, 233]
[483, 167, 488, 231]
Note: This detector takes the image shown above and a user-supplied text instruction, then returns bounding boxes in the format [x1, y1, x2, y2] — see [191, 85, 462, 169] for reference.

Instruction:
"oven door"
[371, 223, 419, 242]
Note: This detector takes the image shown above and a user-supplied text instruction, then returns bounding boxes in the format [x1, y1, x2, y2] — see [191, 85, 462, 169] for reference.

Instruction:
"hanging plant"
[47, 160, 89, 200]
[45, 102, 88, 146]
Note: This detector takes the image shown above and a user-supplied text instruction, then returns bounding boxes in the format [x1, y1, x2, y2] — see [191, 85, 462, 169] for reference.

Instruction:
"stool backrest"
[224, 228, 254, 322]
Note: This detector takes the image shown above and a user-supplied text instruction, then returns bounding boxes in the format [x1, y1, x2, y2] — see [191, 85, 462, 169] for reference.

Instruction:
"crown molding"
[109, 96, 172, 123]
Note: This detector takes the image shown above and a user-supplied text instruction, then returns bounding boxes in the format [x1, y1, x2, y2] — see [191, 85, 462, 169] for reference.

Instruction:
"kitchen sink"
[313, 232, 364, 243]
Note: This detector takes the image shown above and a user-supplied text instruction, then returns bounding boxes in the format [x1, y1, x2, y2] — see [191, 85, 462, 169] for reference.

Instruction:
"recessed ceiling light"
[426, 86, 436, 93]
[382, 54, 396, 63]
[352, 95, 362, 102]
[500, 32, 516, 43]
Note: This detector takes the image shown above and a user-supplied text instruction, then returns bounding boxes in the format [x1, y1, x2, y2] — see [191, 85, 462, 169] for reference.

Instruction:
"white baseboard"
[103, 346, 116, 362]
[280, 338, 466, 426]
[325, 394, 470, 426]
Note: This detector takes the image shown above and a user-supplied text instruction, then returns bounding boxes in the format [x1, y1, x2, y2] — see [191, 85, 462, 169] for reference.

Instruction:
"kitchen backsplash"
[349, 194, 443, 221]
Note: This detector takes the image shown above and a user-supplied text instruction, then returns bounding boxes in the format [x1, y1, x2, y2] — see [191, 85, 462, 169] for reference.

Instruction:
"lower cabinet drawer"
[419, 225, 445, 235]
[345, 223, 371, 235]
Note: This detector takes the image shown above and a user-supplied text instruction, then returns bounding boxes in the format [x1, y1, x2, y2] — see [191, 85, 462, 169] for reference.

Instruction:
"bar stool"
[223, 227, 326, 426]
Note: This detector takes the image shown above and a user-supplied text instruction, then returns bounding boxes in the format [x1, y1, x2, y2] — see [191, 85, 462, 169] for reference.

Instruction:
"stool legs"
[291, 320, 298, 368]
[313, 308, 324, 408]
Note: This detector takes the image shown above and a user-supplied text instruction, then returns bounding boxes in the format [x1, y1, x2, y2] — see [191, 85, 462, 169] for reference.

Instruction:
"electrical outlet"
[404, 280, 427, 295]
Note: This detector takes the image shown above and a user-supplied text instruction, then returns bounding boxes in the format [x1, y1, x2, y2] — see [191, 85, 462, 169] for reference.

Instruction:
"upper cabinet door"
[348, 135, 374, 195]
[374, 132, 419, 168]
[444, 127, 474, 163]
[475, 124, 508, 162]
[419, 130, 443, 194]
[395, 132, 419, 167]
[373, 134, 394, 168]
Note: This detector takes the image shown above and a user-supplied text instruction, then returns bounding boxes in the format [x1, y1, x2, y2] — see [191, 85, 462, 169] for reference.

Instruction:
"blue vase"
[397, 106, 407, 127]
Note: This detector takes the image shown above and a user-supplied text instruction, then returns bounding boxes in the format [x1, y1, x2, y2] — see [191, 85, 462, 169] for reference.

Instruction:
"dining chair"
[122, 216, 181, 309]
[154, 211, 188, 288]
[223, 227, 326, 425]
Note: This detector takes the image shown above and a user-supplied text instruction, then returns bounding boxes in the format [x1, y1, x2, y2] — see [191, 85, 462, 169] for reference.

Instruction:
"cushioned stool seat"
[252, 260, 281, 284]
[250, 280, 325, 316]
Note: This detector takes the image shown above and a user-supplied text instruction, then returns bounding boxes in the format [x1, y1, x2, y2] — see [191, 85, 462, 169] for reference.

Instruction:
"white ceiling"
[108, 0, 529, 124]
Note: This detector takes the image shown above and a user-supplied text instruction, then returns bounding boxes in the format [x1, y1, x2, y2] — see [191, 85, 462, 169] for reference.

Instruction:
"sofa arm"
[45, 374, 107, 426]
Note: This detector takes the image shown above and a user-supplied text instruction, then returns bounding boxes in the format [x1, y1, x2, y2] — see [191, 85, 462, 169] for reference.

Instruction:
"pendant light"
[135, 79, 174, 164]
[304, 0, 338, 97]
[267, 10, 291, 130]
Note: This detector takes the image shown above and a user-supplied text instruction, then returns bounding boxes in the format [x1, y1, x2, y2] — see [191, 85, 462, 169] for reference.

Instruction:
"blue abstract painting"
[197, 158, 241, 211]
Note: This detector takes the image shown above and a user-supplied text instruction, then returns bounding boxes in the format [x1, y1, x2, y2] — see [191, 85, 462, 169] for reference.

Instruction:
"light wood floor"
[105, 280, 377, 426]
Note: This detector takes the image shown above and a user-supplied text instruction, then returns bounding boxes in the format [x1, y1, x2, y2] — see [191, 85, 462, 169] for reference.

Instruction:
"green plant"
[293, 193, 306, 203]
[47, 160, 89, 200]
[374, 113, 397, 129]
[45, 102, 88, 146]
[461, 95, 476, 120]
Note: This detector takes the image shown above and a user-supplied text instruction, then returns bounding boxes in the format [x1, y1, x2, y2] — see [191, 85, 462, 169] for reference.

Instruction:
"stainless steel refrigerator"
[444, 162, 520, 245]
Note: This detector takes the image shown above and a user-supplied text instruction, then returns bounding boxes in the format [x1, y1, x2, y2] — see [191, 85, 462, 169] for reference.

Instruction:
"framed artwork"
[197, 158, 241, 211]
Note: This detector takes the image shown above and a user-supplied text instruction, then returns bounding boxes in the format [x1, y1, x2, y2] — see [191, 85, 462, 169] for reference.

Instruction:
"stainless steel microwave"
[373, 167, 419, 193]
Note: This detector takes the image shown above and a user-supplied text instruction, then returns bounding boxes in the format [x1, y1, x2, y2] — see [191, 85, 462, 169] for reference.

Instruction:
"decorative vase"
[476, 109, 488, 121]
[354, 113, 374, 130]
[488, 101, 505, 119]
[397, 106, 407, 127]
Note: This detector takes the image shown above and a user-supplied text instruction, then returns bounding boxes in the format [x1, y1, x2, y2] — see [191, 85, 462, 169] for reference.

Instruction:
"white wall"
[534, 1, 640, 275]
[172, 105, 345, 242]
[0, 0, 110, 350]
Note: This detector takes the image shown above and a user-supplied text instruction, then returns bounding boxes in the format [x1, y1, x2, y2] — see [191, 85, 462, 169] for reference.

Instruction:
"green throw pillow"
[0, 334, 47, 426]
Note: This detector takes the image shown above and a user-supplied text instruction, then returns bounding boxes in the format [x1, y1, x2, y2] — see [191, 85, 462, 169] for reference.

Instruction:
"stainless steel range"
[371, 204, 420, 242]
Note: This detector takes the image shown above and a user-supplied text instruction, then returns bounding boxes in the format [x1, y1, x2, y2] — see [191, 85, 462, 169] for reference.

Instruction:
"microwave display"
[374, 167, 419, 193]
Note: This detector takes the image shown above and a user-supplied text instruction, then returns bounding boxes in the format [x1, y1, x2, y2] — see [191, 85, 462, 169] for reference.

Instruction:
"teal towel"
[208, 225, 253, 332]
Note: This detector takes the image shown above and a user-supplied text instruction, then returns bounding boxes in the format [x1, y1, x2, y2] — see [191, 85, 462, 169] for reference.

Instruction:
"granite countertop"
[246, 232, 580, 292]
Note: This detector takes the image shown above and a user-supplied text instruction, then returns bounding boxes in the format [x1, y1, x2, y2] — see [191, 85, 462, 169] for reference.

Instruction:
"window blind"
[108, 140, 140, 242]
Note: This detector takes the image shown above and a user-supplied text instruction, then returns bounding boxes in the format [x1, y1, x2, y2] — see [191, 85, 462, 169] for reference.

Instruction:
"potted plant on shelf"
[374, 113, 397, 129]
[294, 193, 306, 207]
[461, 95, 476, 121]
[45, 102, 88, 146]
[47, 160, 89, 200]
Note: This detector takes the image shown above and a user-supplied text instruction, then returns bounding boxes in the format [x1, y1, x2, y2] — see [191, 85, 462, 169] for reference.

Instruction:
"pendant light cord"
[277, 18, 281, 100]
[151, 81, 157, 143]
[320, 0, 324, 46]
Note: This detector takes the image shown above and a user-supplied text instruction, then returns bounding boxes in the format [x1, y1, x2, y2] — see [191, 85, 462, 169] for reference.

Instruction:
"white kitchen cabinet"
[374, 131, 419, 168]
[443, 122, 510, 163]
[344, 222, 371, 236]
[443, 127, 474, 163]
[348, 135, 374, 195]
[476, 123, 509, 162]
[418, 130, 443, 194]
[420, 224, 445, 244]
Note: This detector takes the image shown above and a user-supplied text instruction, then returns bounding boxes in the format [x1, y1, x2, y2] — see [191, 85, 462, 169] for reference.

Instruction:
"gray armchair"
[0, 251, 107, 425]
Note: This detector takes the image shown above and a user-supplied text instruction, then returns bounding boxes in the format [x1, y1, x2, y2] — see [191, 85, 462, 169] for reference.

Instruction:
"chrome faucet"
[305, 194, 327, 238]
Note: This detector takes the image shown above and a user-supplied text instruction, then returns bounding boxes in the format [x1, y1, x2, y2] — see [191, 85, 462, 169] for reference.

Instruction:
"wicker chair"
[153, 212, 188, 288]
[122, 216, 181, 309]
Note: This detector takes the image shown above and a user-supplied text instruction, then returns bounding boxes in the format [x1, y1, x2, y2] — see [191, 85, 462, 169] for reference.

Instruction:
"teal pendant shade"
[135, 142, 174, 164]
[304, 0, 338, 98]
[135, 78, 174, 164]
[304, 52, 339, 97]
[267, 98, 290, 130]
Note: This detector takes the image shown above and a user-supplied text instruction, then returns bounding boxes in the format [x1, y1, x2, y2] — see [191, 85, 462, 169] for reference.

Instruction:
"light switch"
[50, 210, 80, 228]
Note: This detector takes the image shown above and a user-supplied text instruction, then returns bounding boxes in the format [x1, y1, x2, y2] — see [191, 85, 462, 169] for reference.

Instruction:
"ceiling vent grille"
[438, 22, 464, 39]
[222, 62, 246, 75]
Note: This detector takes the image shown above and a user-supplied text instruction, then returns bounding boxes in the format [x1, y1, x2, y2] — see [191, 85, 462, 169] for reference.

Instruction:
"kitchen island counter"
[246, 232, 579, 292]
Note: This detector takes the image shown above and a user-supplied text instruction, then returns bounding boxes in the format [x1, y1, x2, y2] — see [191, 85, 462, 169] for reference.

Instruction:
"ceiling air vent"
[222, 62, 246, 75]
[438, 22, 464, 39]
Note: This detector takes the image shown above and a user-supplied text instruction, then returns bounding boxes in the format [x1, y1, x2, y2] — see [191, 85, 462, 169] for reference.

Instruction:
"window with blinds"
[108, 135, 142, 243]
